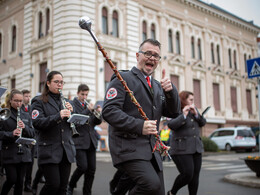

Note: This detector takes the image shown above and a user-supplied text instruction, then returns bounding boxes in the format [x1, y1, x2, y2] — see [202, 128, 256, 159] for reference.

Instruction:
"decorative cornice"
[179, 0, 260, 35]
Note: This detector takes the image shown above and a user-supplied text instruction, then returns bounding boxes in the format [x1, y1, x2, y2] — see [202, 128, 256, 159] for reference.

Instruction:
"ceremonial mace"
[79, 16, 170, 157]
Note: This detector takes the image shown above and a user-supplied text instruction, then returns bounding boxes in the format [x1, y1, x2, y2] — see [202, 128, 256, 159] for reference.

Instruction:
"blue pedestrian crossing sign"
[247, 57, 260, 78]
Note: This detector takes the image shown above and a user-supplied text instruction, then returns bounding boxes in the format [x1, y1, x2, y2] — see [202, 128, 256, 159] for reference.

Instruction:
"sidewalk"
[224, 172, 260, 188]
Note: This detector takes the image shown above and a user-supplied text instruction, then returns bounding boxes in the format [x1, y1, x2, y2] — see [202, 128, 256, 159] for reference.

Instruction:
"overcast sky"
[201, 0, 260, 28]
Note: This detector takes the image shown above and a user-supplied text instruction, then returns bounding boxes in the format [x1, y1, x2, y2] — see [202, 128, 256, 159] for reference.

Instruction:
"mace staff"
[79, 16, 170, 157]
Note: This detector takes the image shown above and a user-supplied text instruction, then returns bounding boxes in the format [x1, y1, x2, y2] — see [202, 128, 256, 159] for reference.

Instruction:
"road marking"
[205, 164, 247, 170]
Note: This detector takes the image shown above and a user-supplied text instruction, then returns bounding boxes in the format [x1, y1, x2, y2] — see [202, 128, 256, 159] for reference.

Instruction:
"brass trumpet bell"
[0, 107, 11, 121]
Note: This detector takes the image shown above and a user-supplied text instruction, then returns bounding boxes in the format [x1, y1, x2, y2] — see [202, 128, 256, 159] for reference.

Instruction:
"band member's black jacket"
[31, 94, 76, 165]
[72, 97, 102, 149]
[0, 107, 34, 164]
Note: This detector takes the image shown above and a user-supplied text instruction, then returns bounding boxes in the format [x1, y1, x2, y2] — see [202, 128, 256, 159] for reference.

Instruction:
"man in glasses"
[102, 39, 181, 195]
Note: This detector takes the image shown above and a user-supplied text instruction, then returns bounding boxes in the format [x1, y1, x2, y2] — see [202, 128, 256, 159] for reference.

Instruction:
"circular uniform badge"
[32, 110, 39, 119]
[106, 88, 117, 100]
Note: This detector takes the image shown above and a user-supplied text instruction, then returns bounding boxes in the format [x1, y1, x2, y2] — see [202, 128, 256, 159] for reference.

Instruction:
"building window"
[197, 38, 202, 60]
[11, 25, 16, 52]
[142, 21, 147, 41]
[244, 53, 247, 73]
[151, 23, 156, 40]
[230, 87, 237, 113]
[104, 61, 117, 92]
[213, 83, 220, 111]
[39, 62, 47, 93]
[11, 78, 16, 89]
[216, 45, 221, 65]
[191, 36, 195, 58]
[211, 43, 215, 64]
[233, 50, 237, 70]
[46, 8, 50, 35]
[246, 89, 252, 115]
[0, 33, 2, 58]
[168, 29, 173, 53]
[193, 79, 201, 109]
[176, 32, 181, 54]
[170, 74, 179, 91]
[102, 7, 108, 35]
[228, 48, 232, 68]
[248, 55, 251, 59]
[112, 10, 119, 37]
[38, 12, 43, 39]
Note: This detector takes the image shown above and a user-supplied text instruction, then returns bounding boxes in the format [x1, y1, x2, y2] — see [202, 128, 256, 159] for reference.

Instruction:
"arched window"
[102, 7, 108, 34]
[191, 36, 195, 58]
[11, 25, 16, 52]
[38, 12, 43, 38]
[151, 23, 156, 40]
[0, 33, 2, 58]
[216, 45, 221, 65]
[228, 48, 232, 68]
[211, 43, 215, 64]
[176, 32, 180, 54]
[46, 8, 50, 35]
[168, 29, 173, 53]
[112, 10, 119, 37]
[197, 38, 201, 60]
[142, 21, 147, 41]
[233, 50, 237, 70]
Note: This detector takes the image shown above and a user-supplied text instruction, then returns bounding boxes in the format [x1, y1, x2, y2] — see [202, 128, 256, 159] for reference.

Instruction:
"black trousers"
[69, 144, 96, 195]
[170, 153, 202, 195]
[117, 156, 165, 195]
[39, 153, 71, 195]
[24, 146, 35, 186]
[0, 162, 28, 195]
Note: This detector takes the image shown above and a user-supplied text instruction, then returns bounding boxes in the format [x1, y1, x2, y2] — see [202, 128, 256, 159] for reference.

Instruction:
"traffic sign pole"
[258, 77, 260, 153]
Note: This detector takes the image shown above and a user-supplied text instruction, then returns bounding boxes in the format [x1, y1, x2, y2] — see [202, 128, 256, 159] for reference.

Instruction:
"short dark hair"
[139, 39, 161, 51]
[77, 84, 89, 93]
[22, 89, 30, 95]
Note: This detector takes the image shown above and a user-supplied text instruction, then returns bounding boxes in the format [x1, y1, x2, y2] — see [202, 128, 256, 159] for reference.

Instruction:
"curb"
[223, 172, 260, 188]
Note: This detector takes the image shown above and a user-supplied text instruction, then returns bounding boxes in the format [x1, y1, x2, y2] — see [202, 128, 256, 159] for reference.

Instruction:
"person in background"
[67, 84, 102, 195]
[102, 39, 181, 195]
[21, 89, 34, 192]
[0, 89, 35, 195]
[31, 71, 76, 195]
[160, 122, 171, 161]
[167, 91, 206, 195]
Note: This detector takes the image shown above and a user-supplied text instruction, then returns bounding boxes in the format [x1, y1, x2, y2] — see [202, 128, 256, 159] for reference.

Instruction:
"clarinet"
[17, 107, 23, 154]
[59, 89, 79, 137]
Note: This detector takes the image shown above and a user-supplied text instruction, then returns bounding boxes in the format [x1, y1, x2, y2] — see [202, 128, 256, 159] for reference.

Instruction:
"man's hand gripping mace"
[79, 16, 170, 158]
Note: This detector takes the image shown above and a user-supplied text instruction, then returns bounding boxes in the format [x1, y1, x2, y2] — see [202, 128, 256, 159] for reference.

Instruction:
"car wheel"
[225, 144, 231, 151]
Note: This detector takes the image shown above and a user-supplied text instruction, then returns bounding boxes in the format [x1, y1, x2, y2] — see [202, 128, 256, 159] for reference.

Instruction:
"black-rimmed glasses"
[138, 51, 161, 61]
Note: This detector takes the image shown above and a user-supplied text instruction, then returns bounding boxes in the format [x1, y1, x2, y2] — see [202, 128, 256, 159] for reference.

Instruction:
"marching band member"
[31, 71, 76, 195]
[167, 91, 206, 195]
[67, 84, 102, 195]
[0, 89, 34, 195]
[102, 39, 181, 195]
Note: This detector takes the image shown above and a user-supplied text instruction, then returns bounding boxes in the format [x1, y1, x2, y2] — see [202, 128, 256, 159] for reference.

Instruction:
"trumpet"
[59, 89, 80, 137]
[84, 99, 101, 120]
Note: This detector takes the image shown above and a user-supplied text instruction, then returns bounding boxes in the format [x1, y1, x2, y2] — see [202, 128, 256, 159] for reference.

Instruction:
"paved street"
[1, 151, 260, 194]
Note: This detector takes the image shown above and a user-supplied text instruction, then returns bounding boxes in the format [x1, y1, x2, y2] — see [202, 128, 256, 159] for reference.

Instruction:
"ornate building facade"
[1, 0, 260, 136]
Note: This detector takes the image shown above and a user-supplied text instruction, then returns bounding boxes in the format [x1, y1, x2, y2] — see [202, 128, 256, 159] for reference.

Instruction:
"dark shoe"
[24, 184, 32, 192]
[67, 186, 74, 195]
[32, 187, 37, 195]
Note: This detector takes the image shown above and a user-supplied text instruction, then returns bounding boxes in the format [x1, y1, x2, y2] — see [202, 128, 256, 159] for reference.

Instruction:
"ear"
[47, 81, 50, 87]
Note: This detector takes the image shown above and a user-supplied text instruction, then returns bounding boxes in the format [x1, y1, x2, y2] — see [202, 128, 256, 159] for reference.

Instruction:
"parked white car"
[209, 126, 256, 152]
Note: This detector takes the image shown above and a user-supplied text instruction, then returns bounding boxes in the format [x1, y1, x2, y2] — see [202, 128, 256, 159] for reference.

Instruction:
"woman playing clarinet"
[31, 70, 76, 195]
[0, 89, 34, 195]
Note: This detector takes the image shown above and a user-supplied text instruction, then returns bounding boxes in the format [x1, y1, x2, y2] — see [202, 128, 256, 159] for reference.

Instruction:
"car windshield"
[237, 129, 254, 137]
